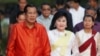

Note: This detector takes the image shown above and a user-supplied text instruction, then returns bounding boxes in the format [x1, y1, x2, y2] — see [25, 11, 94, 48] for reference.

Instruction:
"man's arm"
[41, 27, 51, 56]
[6, 25, 17, 56]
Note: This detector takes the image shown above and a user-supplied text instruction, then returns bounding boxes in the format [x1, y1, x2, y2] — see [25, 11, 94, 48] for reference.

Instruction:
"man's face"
[68, 1, 76, 8]
[88, 0, 97, 8]
[41, 5, 51, 18]
[86, 9, 96, 19]
[25, 7, 38, 24]
[19, 0, 27, 11]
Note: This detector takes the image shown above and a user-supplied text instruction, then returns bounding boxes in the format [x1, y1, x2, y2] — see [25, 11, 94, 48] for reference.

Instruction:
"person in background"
[88, 0, 99, 9]
[96, 7, 100, 22]
[16, 11, 25, 23]
[51, 6, 57, 15]
[68, 0, 85, 27]
[74, 7, 100, 33]
[6, 4, 51, 56]
[37, 3, 53, 30]
[5, 0, 27, 24]
[48, 11, 79, 56]
[76, 15, 100, 56]
[55, 0, 65, 10]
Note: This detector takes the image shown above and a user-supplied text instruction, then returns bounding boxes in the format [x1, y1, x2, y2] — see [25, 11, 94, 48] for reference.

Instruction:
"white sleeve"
[71, 33, 80, 56]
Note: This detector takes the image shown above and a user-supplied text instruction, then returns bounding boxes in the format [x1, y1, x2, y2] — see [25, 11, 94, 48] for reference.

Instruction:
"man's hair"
[41, 3, 51, 9]
[24, 4, 37, 13]
[85, 7, 97, 15]
[55, 0, 65, 5]
[67, 0, 80, 3]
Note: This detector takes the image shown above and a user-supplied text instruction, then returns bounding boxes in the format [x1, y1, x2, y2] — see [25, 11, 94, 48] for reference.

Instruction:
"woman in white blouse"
[76, 15, 100, 56]
[48, 10, 79, 56]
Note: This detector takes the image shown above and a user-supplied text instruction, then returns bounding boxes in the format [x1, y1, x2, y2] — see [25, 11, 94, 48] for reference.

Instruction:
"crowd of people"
[0, 0, 100, 56]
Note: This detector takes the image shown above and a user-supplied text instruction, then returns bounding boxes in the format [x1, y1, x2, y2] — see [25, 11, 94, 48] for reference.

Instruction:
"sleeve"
[71, 33, 80, 56]
[41, 27, 51, 56]
[97, 33, 100, 56]
[6, 25, 17, 56]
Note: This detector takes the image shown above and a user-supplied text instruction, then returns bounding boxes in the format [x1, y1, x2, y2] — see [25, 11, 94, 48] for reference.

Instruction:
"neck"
[84, 28, 92, 33]
[25, 22, 34, 29]
[74, 4, 79, 10]
[57, 29, 65, 32]
[43, 15, 49, 19]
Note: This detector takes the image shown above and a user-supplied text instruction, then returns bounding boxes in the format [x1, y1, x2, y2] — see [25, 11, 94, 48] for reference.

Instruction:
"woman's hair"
[50, 10, 69, 30]
[83, 15, 95, 22]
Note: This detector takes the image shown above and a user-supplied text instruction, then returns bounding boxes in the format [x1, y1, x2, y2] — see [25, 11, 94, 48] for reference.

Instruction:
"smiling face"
[55, 16, 67, 31]
[25, 7, 38, 24]
[83, 16, 94, 29]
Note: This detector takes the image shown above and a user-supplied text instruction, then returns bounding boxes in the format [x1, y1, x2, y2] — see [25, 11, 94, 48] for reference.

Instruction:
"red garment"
[79, 30, 97, 56]
[6, 22, 51, 56]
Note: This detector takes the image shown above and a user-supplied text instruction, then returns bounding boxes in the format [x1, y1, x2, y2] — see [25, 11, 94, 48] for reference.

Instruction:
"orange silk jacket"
[6, 22, 51, 56]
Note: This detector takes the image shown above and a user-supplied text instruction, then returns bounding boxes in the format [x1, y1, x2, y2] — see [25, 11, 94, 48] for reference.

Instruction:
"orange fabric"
[6, 22, 51, 56]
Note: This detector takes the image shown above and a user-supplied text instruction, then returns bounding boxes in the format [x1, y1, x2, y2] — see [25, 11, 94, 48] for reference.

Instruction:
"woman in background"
[48, 11, 79, 56]
[76, 15, 100, 56]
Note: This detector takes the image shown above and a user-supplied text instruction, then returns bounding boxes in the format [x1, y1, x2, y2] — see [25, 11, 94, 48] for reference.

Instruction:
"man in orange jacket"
[6, 4, 51, 56]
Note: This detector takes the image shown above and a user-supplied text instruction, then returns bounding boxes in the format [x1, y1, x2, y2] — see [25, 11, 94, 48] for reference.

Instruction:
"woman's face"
[83, 17, 94, 29]
[55, 16, 67, 31]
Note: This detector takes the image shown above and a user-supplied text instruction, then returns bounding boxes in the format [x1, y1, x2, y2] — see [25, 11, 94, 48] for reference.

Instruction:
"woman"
[76, 15, 100, 56]
[48, 11, 79, 56]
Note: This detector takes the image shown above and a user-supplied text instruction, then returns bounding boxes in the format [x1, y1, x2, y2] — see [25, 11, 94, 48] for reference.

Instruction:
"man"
[6, 0, 27, 24]
[88, 0, 99, 9]
[6, 4, 51, 56]
[37, 3, 53, 30]
[55, 0, 65, 10]
[74, 7, 100, 33]
[68, 0, 85, 27]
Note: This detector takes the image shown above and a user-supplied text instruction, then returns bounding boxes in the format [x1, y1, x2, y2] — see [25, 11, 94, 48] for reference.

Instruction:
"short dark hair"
[41, 3, 51, 9]
[55, 0, 65, 5]
[67, 0, 80, 3]
[50, 10, 69, 30]
[85, 7, 97, 15]
[83, 15, 95, 22]
[24, 4, 37, 13]
[16, 11, 24, 18]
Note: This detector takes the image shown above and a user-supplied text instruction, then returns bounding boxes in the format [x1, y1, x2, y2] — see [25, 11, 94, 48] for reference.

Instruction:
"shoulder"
[79, 6, 85, 11]
[36, 22, 46, 30]
[76, 29, 84, 35]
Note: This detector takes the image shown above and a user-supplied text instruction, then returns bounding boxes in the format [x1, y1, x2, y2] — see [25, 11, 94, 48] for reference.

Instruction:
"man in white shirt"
[68, 0, 85, 27]
[37, 3, 53, 30]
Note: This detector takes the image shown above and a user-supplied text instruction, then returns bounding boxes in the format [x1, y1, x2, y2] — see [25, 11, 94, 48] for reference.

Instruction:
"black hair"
[50, 10, 69, 30]
[16, 11, 25, 18]
[83, 15, 95, 22]
[85, 7, 97, 15]
[64, 3, 70, 9]
[24, 4, 37, 13]
[67, 0, 80, 3]
[55, 0, 65, 5]
[41, 3, 51, 9]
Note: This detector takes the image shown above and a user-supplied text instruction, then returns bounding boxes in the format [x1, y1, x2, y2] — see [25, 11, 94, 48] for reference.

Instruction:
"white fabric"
[69, 6, 85, 27]
[37, 15, 53, 30]
[76, 29, 100, 56]
[48, 29, 79, 56]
